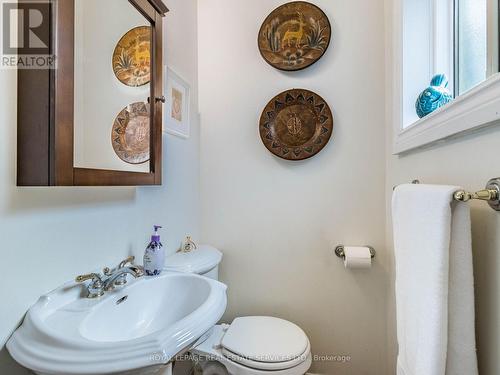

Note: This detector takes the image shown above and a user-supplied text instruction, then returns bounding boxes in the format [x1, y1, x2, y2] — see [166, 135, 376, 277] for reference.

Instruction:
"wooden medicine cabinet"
[17, 0, 168, 186]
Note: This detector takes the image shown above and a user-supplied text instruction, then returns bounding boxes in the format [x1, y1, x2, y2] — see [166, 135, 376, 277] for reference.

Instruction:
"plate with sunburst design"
[259, 89, 334, 161]
[111, 102, 150, 164]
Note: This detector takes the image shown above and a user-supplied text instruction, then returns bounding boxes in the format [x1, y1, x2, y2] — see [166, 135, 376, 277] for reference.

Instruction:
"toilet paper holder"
[335, 245, 376, 259]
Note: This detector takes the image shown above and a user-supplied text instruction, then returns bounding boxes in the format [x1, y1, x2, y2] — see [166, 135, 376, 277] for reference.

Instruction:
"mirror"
[74, 0, 151, 173]
[402, 0, 500, 128]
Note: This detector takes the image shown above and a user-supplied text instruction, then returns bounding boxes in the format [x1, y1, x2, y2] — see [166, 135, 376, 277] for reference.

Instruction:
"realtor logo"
[1, 1, 55, 69]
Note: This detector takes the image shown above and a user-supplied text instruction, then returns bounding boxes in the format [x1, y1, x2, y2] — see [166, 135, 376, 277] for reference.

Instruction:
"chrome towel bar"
[453, 178, 500, 211]
[395, 178, 500, 211]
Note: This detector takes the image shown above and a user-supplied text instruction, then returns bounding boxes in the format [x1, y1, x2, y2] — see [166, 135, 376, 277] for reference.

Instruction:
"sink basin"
[7, 272, 227, 375]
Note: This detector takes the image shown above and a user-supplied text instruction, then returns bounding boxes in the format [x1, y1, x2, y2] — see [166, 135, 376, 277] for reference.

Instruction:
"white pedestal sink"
[7, 272, 227, 375]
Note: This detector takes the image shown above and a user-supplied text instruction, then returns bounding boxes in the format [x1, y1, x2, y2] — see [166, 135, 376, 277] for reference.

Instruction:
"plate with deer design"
[112, 26, 151, 87]
[259, 89, 334, 161]
[258, 1, 331, 71]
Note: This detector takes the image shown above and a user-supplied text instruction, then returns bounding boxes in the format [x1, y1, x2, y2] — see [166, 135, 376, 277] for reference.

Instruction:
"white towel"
[392, 184, 478, 375]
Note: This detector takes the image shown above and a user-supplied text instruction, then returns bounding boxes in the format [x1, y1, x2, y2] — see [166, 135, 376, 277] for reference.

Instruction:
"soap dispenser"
[143, 225, 164, 276]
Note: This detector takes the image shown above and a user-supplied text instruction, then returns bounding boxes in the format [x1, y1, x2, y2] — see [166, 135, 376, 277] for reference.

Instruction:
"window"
[402, 0, 454, 128]
[402, 0, 499, 128]
[456, 0, 488, 94]
[393, 0, 500, 153]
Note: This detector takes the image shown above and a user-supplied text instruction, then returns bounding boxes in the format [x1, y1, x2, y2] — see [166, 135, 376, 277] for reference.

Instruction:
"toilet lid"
[221, 317, 309, 370]
[164, 245, 222, 274]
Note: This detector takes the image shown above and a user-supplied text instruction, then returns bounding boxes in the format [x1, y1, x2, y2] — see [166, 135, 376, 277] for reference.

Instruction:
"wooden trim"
[152, 11, 163, 185]
[74, 168, 155, 186]
[129, 0, 156, 21]
[17, 1, 51, 186]
[52, 0, 75, 185]
[129, 0, 168, 20]
[148, 0, 169, 16]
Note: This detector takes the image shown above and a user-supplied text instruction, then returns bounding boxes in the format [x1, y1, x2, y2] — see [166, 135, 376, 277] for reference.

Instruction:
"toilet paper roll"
[343, 246, 372, 269]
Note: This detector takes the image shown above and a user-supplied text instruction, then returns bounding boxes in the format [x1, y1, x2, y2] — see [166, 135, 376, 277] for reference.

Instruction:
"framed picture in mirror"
[164, 67, 191, 139]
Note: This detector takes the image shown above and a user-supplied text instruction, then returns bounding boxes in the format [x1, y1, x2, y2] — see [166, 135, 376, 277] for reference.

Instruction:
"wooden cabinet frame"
[17, 0, 168, 186]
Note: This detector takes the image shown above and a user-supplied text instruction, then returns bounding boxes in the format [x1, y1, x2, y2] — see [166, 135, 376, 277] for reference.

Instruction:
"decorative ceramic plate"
[258, 1, 331, 71]
[111, 102, 150, 164]
[112, 26, 151, 87]
[259, 89, 333, 160]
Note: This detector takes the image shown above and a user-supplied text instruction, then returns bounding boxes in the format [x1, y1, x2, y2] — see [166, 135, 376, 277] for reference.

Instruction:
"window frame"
[392, 0, 500, 154]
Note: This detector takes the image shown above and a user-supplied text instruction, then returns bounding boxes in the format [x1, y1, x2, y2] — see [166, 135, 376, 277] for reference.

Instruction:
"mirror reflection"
[74, 0, 151, 172]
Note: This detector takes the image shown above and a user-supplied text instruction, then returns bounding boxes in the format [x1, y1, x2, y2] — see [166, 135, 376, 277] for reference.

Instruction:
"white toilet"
[165, 245, 312, 375]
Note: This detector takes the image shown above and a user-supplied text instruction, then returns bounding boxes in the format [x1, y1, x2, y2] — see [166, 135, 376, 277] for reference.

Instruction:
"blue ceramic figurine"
[415, 74, 453, 118]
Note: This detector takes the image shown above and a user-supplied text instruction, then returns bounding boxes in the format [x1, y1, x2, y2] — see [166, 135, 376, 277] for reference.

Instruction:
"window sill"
[393, 73, 500, 154]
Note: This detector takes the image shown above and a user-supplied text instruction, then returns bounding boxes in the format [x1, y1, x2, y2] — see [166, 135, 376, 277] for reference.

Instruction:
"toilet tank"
[164, 245, 223, 280]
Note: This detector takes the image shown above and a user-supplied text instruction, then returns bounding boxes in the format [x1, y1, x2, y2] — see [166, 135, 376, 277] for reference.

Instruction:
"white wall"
[198, 1, 388, 373]
[0, 0, 200, 373]
[386, 0, 500, 373]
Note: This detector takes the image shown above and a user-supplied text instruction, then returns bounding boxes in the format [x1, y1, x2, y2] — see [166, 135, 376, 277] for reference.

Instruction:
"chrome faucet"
[102, 266, 144, 291]
[103, 255, 135, 286]
[76, 257, 144, 298]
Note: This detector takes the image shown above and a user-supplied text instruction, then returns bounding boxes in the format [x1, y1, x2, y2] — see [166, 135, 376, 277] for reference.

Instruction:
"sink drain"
[116, 296, 128, 305]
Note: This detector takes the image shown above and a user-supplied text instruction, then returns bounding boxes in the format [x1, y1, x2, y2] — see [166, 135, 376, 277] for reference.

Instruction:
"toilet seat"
[221, 341, 311, 371]
[220, 316, 310, 371]
[191, 317, 312, 375]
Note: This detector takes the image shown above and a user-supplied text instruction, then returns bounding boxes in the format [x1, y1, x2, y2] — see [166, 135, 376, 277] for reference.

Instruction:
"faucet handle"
[103, 267, 112, 276]
[76, 273, 102, 284]
[75, 273, 104, 298]
[118, 255, 135, 268]
[103, 256, 135, 276]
